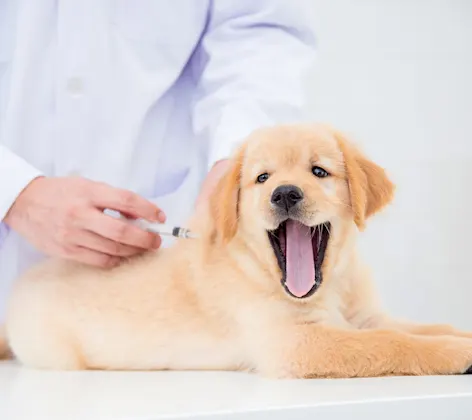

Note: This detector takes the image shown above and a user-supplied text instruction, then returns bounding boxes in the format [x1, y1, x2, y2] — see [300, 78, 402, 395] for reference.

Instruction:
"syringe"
[129, 219, 198, 239]
[104, 209, 198, 239]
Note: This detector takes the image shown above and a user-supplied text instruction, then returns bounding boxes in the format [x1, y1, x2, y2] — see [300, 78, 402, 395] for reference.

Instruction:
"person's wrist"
[3, 175, 46, 227]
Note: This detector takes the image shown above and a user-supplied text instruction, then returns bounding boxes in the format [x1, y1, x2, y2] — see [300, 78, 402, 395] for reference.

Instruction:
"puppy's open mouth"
[268, 221, 330, 299]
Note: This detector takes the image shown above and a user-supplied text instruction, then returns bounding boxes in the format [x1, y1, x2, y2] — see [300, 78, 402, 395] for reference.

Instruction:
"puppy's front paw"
[426, 336, 472, 375]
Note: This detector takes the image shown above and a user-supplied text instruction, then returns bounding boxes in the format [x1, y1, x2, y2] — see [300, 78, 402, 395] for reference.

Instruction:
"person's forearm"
[192, 0, 317, 170]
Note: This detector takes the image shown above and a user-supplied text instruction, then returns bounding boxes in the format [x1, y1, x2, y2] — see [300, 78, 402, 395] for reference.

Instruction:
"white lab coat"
[0, 0, 316, 319]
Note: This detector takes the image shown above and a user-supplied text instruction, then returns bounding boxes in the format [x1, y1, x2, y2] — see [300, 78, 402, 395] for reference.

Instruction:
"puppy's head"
[207, 124, 394, 300]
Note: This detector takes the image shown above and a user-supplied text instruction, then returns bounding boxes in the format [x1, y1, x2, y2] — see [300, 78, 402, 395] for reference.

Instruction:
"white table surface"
[1, 360, 471, 420]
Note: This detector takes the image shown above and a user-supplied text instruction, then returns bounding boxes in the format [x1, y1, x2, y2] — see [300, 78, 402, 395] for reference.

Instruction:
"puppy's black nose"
[271, 185, 304, 211]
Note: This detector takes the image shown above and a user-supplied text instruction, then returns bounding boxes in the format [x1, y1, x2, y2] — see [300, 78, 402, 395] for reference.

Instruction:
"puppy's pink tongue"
[285, 220, 315, 298]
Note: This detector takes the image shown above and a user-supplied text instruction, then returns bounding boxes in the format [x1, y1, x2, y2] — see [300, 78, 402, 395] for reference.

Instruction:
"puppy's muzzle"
[271, 185, 304, 212]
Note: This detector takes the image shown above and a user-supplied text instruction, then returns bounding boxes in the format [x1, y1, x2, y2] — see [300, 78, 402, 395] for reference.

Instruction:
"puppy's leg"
[6, 320, 85, 370]
[368, 315, 472, 339]
[345, 275, 472, 339]
[9, 335, 85, 370]
[254, 325, 472, 379]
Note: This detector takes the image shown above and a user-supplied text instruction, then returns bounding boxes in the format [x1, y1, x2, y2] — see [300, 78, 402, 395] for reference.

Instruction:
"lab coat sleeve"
[191, 0, 317, 169]
[0, 145, 43, 221]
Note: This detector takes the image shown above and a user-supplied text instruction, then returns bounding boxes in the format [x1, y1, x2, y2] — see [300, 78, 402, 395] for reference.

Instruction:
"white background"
[306, 0, 472, 328]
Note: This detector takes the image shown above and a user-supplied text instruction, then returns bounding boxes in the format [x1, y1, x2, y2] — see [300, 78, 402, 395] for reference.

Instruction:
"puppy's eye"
[312, 166, 330, 178]
[256, 173, 270, 183]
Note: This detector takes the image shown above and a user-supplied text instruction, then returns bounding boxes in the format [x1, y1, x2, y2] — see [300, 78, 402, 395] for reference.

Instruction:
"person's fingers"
[78, 209, 162, 250]
[90, 183, 166, 222]
[74, 230, 144, 257]
[66, 247, 122, 268]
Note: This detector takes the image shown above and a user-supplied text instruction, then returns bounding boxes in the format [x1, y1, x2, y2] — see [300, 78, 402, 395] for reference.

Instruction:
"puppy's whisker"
[332, 201, 352, 210]
[268, 231, 278, 239]
[324, 223, 331, 235]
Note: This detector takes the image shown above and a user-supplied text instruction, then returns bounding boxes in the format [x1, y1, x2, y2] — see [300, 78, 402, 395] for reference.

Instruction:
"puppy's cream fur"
[2, 124, 472, 378]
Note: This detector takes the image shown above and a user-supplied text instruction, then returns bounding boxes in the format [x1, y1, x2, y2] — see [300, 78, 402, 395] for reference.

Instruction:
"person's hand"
[4, 176, 166, 268]
[195, 159, 230, 212]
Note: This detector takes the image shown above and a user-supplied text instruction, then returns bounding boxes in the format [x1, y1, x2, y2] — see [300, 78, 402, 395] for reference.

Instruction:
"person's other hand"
[4, 176, 166, 268]
[195, 159, 230, 212]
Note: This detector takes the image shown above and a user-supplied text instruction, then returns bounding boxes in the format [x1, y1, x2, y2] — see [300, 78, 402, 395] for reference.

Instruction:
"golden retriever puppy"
[2, 124, 472, 378]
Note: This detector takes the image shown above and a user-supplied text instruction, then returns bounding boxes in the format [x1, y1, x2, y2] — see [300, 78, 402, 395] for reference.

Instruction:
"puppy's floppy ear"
[334, 130, 395, 230]
[207, 143, 247, 243]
